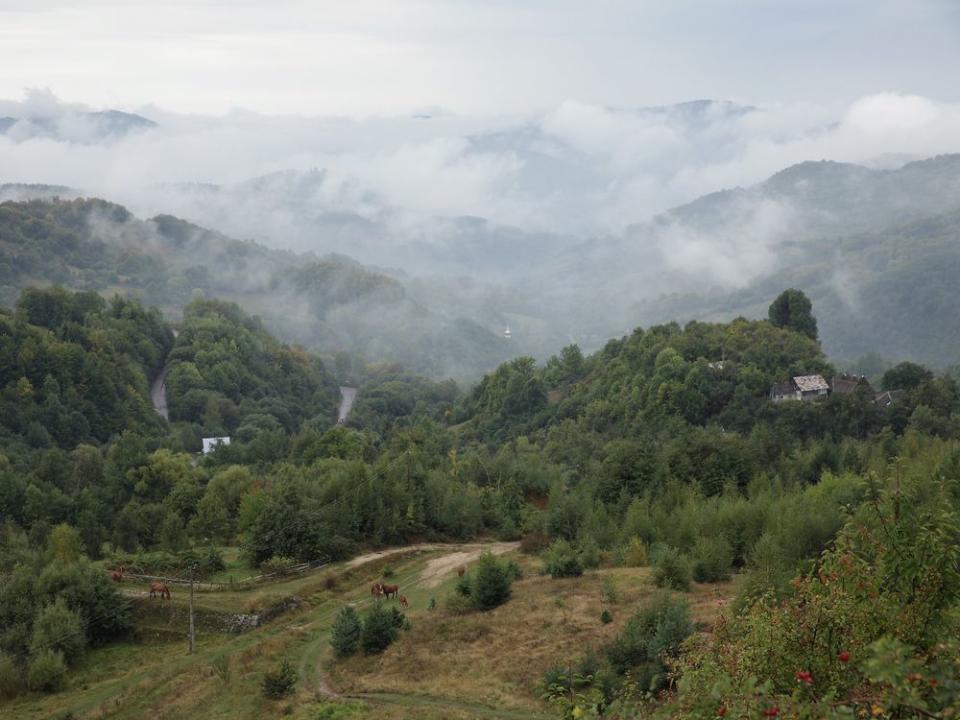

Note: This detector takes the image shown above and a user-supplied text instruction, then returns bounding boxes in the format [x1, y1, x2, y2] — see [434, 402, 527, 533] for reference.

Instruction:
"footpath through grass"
[4, 545, 737, 720]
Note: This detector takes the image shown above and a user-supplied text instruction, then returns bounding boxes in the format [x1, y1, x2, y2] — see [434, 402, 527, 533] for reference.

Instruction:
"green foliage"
[620, 537, 649, 568]
[654, 463, 960, 719]
[768, 288, 818, 340]
[469, 552, 514, 611]
[543, 540, 584, 578]
[601, 576, 618, 604]
[260, 659, 296, 698]
[330, 606, 362, 659]
[166, 298, 338, 436]
[882, 361, 934, 391]
[260, 556, 297, 577]
[0, 288, 170, 449]
[29, 599, 85, 665]
[605, 594, 693, 688]
[600, 609, 613, 625]
[651, 546, 692, 592]
[691, 537, 734, 583]
[27, 650, 66, 693]
[361, 602, 399, 654]
[0, 651, 21, 698]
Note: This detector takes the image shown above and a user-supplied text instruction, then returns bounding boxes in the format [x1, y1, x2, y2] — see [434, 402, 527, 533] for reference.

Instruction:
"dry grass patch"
[330, 562, 738, 712]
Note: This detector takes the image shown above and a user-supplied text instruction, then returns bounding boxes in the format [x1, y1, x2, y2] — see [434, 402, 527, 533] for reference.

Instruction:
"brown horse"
[381, 583, 399, 599]
[371, 582, 384, 598]
[149, 581, 171, 599]
[399, 595, 409, 609]
[457, 565, 466, 577]
[110, 565, 125, 583]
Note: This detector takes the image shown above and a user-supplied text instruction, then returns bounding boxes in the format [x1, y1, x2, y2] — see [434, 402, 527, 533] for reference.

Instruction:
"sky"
[3, 0, 960, 282]
[0, 0, 958, 116]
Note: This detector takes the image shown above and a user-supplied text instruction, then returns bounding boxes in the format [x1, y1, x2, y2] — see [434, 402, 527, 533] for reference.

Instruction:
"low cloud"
[3, 90, 960, 294]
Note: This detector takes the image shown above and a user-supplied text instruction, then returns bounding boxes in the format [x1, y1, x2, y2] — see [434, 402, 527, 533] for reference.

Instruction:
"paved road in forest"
[337, 386, 357, 423]
[150, 330, 177, 421]
[151, 365, 170, 420]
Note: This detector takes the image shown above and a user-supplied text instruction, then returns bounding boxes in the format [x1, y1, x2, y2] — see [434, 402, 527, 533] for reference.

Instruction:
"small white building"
[202, 437, 231, 454]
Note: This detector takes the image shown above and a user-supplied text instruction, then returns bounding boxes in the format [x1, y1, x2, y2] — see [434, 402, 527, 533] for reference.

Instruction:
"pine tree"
[330, 605, 361, 658]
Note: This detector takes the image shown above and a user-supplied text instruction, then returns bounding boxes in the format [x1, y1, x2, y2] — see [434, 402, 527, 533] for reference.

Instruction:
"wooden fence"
[122, 557, 330, 592]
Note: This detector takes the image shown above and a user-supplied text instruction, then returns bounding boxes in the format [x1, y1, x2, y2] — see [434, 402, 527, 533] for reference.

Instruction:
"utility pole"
[188, 568, 196, 655]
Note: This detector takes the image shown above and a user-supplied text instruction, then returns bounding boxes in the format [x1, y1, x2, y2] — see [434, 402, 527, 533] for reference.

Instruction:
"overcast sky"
[0, 0, 958, 116]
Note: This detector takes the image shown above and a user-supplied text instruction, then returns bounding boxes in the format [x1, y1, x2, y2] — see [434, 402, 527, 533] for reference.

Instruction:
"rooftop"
[793, 375, 829, 392]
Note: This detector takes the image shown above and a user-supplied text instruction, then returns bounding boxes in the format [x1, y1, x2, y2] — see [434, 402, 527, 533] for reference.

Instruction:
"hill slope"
[0, 198, 513, 379]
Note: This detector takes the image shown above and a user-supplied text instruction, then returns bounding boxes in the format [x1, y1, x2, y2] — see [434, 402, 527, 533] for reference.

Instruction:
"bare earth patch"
[418, 542, 519, 588]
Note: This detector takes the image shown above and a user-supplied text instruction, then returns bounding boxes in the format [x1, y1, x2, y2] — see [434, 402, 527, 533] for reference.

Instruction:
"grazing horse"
[399, 595, 410, 609]
[110, 565, 125, 583]
[149, 581, 171, 599]
[371, 582, 384, 598]
[457, 565, 466, 577]
[381, 583, 399, 599]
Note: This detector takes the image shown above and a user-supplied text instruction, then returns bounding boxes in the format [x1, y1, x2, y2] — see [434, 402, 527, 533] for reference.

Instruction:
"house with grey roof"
[769, 375, 830, 403]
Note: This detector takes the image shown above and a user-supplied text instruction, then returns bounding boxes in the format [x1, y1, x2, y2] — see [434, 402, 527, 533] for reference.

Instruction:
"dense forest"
[0, 198, 513, 379]
[0, 284, 958, 717]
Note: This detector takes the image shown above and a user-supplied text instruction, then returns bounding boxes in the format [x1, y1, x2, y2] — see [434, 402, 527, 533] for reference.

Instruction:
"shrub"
[445, 591, 473, 615]
[621, 537, 649, 567]
[600, 609, 613, 625]
[543, 540, 583, 578]
[388, 606, 406, 629]
[497, 516, 520, 541]
[381, 564, 394, 578]
[28, 650, 66, 693]
[601, 576, 618, 604]
[361, 603, 398, 654]
[579, 537, 601, 570]
[692, 537, 734, 583]
[30, 599, 86, 665]
[261, 659, 296, 698]
[471, 552, 514, 610]
[576, 647, 601, 684]
[0, 651, 21, 698]
[652, 546, 692, 592]
[260, 555, 297, 576]
[605, 594, 693, 689]
[541, 664, 570, 695]
[330, 606, 361, 658]
[520, 530, 551, 554]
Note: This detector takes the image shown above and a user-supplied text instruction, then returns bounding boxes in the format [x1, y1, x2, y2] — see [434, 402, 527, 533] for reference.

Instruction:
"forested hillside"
[2, 286, 959, 718]
[0, 287, 171, 453]
[635, 206, 960, 368]
[164, 298, 340, 451]
[0, 198, 513, 379]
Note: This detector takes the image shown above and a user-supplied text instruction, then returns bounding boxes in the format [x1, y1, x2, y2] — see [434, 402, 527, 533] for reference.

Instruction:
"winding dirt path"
[303, 541, 519, 702]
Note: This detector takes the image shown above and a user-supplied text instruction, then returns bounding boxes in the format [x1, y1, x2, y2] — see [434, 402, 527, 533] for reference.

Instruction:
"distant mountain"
[601, 156, 960, 368]
[0, 109, 156, 143]
[0, 183, 78, 202]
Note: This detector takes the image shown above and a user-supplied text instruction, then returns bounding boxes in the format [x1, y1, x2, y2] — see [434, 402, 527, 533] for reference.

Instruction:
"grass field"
[3, 545, 737, 720]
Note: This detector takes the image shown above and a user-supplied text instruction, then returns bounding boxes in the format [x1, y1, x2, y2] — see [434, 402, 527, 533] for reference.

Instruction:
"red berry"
[838, 651, 851, 663]
[763, 707, 780, 718]
[716, 708, 727, 717]
[795, 670, 813, 685]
